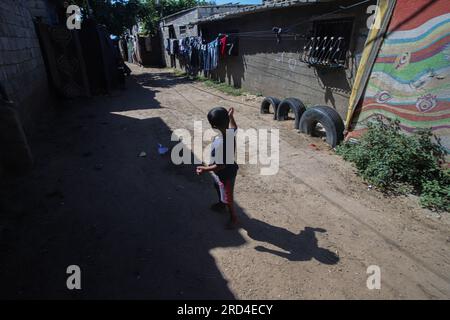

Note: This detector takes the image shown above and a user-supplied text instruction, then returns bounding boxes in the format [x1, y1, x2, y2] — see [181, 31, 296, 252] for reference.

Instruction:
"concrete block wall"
[27, 0, 52, 24]
[160, 6, 247, 68]
[160, 9, 199, 68]
[0, 0, 51, 131]
[166, 9, 199, 38]
[198, 1, 376, 119]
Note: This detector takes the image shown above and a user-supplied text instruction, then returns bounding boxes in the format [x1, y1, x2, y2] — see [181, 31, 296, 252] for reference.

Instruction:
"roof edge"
[196, 0, 337, 24]
[161, 4, 250, 21]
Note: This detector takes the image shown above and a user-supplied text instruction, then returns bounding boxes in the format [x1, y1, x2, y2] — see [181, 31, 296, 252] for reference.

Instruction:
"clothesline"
[186, 0, 371, 38]
[165, 29, 309, 74]
[165, 34, 238, 73]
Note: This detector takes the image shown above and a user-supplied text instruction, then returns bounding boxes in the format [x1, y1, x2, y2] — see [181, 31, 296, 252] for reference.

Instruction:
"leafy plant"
[336, 117, 449, 212]
[420, 178, 450, 211]
[68, 0, 144, 35]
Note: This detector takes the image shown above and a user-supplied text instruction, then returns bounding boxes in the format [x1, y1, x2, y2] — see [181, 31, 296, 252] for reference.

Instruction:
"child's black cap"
[207, 107, 229, 129]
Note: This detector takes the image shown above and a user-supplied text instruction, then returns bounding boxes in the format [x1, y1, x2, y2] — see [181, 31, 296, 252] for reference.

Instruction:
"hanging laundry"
[226, 35, 239, 56]
[174, 39, 180, 55]
[197, 41, 205, 69]
[219, 35, 227, 57]
[208, 39, 219, 71]
[189, 37, 201, 68]
[145, 37, 152, 52]
[201, 42, 208, 71]
[178, 39, 185, 56]
[165, 34, 237, 73]
[168, 39, 174, 55]
[165, 38, 170, 53]
[168, 39, 179, 55]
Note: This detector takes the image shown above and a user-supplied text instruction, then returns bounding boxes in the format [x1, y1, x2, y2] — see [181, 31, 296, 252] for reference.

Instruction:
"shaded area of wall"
[134, 35, 164, 67]
[27, 0, 58, 25]
[36, 22, 91, 98]
[0, 0, 52, 132]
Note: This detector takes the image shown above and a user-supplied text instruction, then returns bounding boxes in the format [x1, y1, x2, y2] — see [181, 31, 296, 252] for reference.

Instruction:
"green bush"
[336, 117, 449, 212]
[420, 178, 450, 211]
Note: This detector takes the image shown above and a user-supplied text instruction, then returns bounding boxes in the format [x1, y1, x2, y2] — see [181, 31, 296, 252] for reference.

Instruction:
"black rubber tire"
[298, 105, 345, 147]
[260, 96, 281, 120]
[276, 98, 307, 128]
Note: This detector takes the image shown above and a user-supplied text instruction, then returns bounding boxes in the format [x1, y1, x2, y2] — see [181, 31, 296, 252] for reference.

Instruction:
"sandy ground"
[0, 64, 449, 299]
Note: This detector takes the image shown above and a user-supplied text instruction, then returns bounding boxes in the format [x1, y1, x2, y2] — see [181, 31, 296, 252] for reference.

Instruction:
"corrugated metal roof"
[160, 4, 250, 21]
[196, 0, 334, 24]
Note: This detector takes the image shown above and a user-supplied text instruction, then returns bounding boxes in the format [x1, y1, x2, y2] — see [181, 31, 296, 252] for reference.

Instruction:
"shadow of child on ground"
[238, 210, 339, 265]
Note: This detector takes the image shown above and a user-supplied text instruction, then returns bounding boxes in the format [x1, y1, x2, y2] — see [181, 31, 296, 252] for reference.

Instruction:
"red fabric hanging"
[219, 35, 227, 57]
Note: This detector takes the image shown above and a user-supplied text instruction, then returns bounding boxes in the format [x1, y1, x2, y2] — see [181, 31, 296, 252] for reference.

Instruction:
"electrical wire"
[285, 0, 372, 31]
[200, 0, 373, 39]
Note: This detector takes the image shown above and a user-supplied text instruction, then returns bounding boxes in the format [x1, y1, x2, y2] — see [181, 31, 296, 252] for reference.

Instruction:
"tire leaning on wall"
[299, 105, 345, 148]
[260, 96, 281, 120]
[276, 98, 307, 129]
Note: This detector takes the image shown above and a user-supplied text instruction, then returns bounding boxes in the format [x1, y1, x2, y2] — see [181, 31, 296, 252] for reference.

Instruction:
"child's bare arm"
[196, 164, 226, 175]
[228, 108, 237, 129]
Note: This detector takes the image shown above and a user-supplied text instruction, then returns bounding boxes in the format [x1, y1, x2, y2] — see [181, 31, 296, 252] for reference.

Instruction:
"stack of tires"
[260, 96, 345, 148]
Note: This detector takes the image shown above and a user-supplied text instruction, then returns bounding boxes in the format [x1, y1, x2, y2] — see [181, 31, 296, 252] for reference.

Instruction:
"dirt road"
[0, 65, 449, 299]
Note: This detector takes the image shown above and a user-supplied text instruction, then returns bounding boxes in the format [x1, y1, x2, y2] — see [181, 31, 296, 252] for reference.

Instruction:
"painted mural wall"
[349, 0, 450, 157]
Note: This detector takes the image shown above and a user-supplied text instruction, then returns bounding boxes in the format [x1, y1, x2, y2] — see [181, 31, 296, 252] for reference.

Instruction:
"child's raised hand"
[228, 107, 234, 117]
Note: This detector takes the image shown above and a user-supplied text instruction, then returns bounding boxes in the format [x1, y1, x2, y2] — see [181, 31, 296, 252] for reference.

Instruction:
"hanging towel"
[145, 37, 152, 52]
[208, 39, 219, 71]
[219, 35, 227, 57]
[169, 39, 174, 55]
[169, 39, 179, 55]
[165, 38, 170, 53]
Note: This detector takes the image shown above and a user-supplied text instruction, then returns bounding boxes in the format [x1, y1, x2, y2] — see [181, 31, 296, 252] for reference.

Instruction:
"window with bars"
[300, 18, 354, 68]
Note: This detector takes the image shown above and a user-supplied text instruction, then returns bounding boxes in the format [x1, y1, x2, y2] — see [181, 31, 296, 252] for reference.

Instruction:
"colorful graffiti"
[349, 0, 450, 158]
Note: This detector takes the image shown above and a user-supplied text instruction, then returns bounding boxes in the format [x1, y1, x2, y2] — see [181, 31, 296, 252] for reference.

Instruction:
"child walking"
[196, 107, 239, 229]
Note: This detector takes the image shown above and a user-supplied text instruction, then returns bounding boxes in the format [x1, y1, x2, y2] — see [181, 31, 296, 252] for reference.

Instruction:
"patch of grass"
[336, 117, 449, 212]
[203, 80, 244, 96]
[172, 69, 245, 96]
[173, 69, 187, 77]
[194, 74, 208, 82]
[194, 76, 244, 96]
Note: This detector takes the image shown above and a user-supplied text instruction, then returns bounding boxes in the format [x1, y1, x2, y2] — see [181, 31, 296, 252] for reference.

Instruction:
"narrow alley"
[0, 65, 449, 299]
